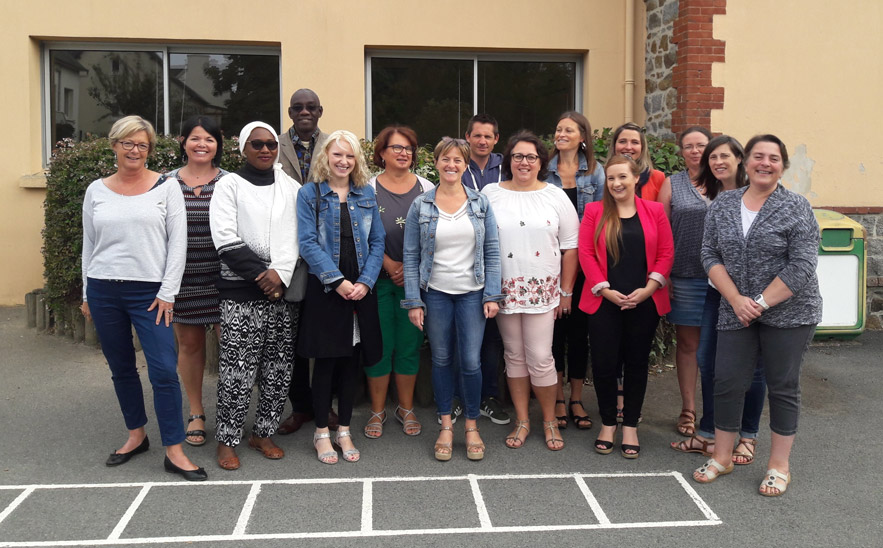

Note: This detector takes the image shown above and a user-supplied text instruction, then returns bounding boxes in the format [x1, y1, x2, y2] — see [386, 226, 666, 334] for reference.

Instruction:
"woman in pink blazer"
[579, 155, 674, 459]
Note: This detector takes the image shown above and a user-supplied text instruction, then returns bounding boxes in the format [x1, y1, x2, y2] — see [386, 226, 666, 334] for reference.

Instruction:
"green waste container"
[813, 209, 867, 339]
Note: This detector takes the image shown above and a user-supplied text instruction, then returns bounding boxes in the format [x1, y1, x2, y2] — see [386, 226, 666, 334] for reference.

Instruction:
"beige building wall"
[0, 0, 645, 305]
[713, 1, 883, 207]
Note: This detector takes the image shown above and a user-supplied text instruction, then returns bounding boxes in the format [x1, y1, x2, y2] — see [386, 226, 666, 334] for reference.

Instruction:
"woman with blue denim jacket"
[402, 138, 504, 462]
[546, 111, 604, 431]
[297, 130, 386, 465]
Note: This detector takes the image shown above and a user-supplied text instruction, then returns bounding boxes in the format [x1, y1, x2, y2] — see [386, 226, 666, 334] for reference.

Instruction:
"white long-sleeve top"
[81, 176, 187, 302]
[209, 167, 300, 289]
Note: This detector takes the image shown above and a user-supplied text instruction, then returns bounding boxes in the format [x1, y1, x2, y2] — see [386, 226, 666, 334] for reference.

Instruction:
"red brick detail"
[670, 0, 727, 135]
[818, 207, 883, 215]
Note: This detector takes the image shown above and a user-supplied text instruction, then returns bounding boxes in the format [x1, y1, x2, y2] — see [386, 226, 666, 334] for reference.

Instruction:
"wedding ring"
[274, 292, 280, 298]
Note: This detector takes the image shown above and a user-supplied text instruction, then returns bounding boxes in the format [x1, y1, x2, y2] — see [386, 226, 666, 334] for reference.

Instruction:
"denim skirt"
[666, 276, 708, 326]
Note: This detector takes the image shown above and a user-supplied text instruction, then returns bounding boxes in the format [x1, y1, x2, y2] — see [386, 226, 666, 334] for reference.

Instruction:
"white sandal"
[313, 431, 338, 465]
[759, 468, 791, 497]
[395, 405, 422, 436]
[364, 410, 386, 439]
[693, 458, 734, 483]
[333, 429, 360, 462]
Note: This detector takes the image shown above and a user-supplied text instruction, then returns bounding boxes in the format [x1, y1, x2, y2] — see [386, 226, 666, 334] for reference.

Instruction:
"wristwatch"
[754, 293, 770, 310]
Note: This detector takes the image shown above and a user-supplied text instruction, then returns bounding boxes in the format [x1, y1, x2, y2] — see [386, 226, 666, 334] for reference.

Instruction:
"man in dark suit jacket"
[277, 88, 337, 434]
[278, 88, 329, 184]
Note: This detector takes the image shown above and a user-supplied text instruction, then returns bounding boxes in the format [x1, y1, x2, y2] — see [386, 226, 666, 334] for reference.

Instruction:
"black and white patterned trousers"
[216, 299, 298, 447]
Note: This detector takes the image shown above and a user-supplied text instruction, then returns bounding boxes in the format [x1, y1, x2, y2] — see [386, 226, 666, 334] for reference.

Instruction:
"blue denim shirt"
[401, 186, 504, 310]
[297, 181, 385, 291]
[546, 155, 605, 220]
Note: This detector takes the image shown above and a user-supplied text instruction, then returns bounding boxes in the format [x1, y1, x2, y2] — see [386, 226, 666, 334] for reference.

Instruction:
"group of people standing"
[80, 88, 821, 498]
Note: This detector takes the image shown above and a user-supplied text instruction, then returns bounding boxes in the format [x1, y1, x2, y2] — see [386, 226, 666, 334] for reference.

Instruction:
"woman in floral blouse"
[482, 132, 580, 451]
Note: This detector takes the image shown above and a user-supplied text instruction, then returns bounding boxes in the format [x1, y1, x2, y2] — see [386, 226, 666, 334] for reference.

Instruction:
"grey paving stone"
[479, 477, 599, 527]
[246, 482, 362, 534]
[372, 479, 481, 531]
[121, 484, 251, 539]
[0, 487, 140, 542]
[584, 475, 710, 523]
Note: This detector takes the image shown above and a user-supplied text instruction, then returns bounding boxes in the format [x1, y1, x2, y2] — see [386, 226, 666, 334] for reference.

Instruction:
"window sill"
[19, 173, 48, 189]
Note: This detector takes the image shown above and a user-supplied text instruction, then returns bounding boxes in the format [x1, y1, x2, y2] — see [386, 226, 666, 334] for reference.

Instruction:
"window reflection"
[371, 57, 473, 146]
[370, 56, 576, 147]
[169, 53, 280, 139]
[49, 50, 163, 145]
[48, 49, 280, 149]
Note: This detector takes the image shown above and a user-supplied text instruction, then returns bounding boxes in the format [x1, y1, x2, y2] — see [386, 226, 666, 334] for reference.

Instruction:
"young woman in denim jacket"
[297, 130, 385, 465]
[402, 138, 504, 461]
[545, 111, 604, 431]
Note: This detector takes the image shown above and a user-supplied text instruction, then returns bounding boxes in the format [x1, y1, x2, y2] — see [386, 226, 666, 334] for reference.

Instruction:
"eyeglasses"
[512, 153, 540, 164]
[682, 144, 707, 152]
[385, 144, 416, 155]
[290, 103, 321, 113]
[248, 140, 279, 151]
[118, 141, 150, 152]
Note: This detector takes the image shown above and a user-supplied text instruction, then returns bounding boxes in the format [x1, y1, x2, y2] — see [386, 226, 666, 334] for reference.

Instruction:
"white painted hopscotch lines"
[0, 471, 721, 547]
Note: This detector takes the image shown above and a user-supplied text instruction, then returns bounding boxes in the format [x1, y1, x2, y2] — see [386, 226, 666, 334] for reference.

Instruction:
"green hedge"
[44, 128, 678, 363]
[42, 136, 244, 326]
[361, 128, 685, 182]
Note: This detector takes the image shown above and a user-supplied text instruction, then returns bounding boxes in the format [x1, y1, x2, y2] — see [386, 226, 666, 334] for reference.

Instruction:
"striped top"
[168, 167, 228, 324]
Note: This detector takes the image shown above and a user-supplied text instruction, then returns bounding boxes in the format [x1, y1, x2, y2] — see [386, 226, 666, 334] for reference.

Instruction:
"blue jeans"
[697, 287, 766, 439]
[453, 317, 501, 401]
[422, 288, 486, 420]
[87, 279, 185, 446]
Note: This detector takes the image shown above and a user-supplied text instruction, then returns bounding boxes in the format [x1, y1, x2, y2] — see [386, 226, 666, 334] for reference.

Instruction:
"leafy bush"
[43, 135, 244, 323]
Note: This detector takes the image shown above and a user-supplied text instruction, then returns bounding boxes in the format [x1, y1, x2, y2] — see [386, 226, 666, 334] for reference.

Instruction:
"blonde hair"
[596, 155, 641, 265]
[433, 137, 470, 163]
[108, 115, 157, 154]
[310, 130, 370, 187]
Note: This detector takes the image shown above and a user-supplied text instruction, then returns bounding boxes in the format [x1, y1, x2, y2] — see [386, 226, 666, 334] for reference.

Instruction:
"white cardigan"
[210, 166, 301, 286]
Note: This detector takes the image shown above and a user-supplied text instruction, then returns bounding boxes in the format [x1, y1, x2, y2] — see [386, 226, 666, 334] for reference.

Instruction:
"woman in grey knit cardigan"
[692, 134, 822, 497]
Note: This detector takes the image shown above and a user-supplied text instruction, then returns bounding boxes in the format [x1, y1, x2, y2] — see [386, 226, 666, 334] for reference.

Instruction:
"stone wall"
[643, 0, 679, 139]
[850, 212, 883, 330]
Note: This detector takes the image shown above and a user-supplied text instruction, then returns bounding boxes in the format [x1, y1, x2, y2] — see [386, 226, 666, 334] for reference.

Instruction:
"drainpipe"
[624, 0, 636, 123]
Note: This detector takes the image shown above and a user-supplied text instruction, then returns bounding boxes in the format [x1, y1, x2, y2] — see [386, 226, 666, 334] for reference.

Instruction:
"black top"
[235, 162, 275, 186]
[562, 187, 578, 214]
[607, 213, 647, 294]
[338, 203, 359, 281]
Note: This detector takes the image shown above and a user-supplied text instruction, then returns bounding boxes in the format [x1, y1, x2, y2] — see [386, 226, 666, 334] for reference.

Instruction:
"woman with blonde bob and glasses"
[483, 131, 580, 452]
[297, 130, 385, 465]
[402, 137, 503, 461]
[579, 155, 673, 459]
[81, 115, 206, 480]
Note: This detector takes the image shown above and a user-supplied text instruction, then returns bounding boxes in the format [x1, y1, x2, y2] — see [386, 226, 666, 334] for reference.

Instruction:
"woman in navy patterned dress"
[169, 116, 227, 446]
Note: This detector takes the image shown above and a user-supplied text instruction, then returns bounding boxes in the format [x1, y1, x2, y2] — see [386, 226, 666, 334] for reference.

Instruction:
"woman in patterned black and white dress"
[168, 116, 228, 447]
[210, 122, 300, 471]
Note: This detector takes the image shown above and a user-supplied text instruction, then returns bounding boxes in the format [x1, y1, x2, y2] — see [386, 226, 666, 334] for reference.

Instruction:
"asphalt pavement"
[0, 305, 880, 547]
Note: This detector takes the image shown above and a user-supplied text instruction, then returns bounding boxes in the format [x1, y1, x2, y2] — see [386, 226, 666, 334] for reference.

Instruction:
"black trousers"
[312, 349, 360, 428]
[587, 298, 659, 427]
[552, 273, 589, 380]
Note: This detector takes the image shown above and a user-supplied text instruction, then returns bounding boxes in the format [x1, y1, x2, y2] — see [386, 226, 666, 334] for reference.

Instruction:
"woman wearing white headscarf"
[209, 121, 301, 471]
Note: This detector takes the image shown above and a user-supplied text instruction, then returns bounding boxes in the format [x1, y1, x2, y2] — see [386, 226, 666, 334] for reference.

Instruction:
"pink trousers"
[496, 311, 557, 387]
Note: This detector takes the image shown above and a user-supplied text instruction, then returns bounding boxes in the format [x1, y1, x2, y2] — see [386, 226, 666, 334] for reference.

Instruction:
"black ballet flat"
[105, 436, 149, 467]
[621, 443, 641, 459]
[163, 456, 208, 481]
[594, 439, 614, 455]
